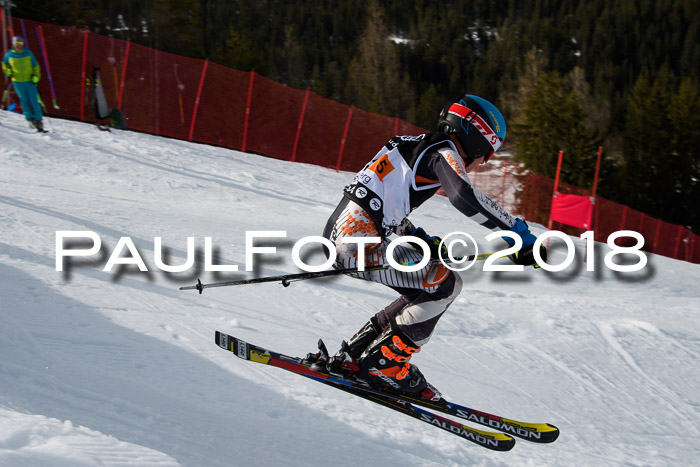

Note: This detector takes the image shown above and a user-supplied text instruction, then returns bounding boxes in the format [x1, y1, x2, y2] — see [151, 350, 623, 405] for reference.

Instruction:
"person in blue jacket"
[3, 36, 44, 131]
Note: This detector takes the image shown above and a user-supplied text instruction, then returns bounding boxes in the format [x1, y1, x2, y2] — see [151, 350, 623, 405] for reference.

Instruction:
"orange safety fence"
[1, 16, 697, 264]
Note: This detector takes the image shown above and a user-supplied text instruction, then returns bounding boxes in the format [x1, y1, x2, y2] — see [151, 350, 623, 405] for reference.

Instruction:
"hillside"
[1, 111, 699, 466]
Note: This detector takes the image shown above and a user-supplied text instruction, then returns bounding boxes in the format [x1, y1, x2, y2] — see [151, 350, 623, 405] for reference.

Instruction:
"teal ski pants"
[13, 81, 43, 121]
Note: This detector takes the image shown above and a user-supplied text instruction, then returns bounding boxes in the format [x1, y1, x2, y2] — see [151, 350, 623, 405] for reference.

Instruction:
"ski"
[215, 331, 558, 444]
[215, 332, 558, 450]
[215, 331, 514, 451]
[321, 377, 515, 451]
[390, 390, 559, 443]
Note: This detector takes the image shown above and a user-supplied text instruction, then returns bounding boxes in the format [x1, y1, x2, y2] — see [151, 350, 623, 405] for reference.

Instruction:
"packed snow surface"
[1, 111, 699, 466]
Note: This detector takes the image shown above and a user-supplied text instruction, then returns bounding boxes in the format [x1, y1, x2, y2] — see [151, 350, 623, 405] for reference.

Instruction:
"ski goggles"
[447, 103, 503, 163]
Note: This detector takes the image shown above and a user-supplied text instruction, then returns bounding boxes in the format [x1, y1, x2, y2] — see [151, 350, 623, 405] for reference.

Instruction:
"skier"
[311, 94, 546, 399]
[2, 36, 44, 131]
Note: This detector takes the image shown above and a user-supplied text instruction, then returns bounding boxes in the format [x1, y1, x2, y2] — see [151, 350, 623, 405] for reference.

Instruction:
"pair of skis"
[215, 331, 559, 452]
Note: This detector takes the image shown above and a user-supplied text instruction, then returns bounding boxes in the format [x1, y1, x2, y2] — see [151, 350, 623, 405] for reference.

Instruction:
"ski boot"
[35, 120, 44, 132]
[28, 119, 37, 130]
[325, 318, 382, 376]
[304, 339, 330, 368]
[358, 320, 440, 400]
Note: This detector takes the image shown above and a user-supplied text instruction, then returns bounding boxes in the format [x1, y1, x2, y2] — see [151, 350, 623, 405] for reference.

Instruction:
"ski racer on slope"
[310, 94, 546, 400]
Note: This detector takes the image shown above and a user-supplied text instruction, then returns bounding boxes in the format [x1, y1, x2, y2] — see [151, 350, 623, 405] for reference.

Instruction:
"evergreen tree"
[668, 77, 700, 229]
[211, 27, 267, 74]
[150, 0, 203, 58]
[513, 69, 600, 187]
[620, 68, 675, 221]
[346, 1, 415, 120]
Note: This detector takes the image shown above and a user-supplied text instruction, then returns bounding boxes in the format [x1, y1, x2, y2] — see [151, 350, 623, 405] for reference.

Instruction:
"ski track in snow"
[1, 110, 699, 466]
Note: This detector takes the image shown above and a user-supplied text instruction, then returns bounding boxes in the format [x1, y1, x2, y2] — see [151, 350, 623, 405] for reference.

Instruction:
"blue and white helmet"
[12, 36, 25, 46]
[437, 94, 506, 163]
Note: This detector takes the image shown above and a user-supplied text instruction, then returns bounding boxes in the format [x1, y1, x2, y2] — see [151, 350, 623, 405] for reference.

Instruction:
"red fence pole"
[118, 40, 130, 110]
[552, 151, 564, 193]
[336, 105, 354, 172]
[673, 225, 684, 259]
[80, 29, 88, 121]
[619, 205, 628, 231]
[242, 72, 255, 152]
[291, 88, 310, 162]
[393, 117, 399, 136]
[188, 59, 209, 142]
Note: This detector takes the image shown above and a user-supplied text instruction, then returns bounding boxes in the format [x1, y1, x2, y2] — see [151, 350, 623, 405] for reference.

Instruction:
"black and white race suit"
[323, 132, 516, 345]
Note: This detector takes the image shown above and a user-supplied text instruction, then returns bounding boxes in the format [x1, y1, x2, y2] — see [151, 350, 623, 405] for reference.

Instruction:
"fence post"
[188, 59, 208, 142]
[619, 205, 628, 231]
[673, 225, 684, 259]
[241, 71, 255, 152]
[291, 88, 310, 162]
[80, 28, 88, 120]
[393, 116, 399, 136]
[118, 40, 130, 110]
[336, 105, 354, 172]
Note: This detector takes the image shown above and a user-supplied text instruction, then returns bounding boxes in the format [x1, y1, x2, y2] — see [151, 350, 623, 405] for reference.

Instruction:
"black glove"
[509, 243, 547, 267]
[410, 227, 447, 259]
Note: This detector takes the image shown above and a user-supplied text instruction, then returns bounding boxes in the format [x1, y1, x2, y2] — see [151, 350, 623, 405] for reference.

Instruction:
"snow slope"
[1, 110, 699, 466]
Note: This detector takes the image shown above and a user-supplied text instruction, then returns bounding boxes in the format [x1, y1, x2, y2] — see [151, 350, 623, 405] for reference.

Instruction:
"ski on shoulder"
[215, 331, 559, 450]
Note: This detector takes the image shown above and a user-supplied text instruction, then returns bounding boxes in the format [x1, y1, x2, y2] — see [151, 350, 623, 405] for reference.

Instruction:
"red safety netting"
[340, 106, 396, 172]
[293, 92, 354, 169]
[191, 61, 249, 149]
[520, 173, 699, 263]
[2, 15, 697, 264]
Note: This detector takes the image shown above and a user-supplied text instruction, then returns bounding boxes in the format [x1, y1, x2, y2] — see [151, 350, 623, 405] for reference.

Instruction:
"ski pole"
[36, 25, 60, 115]
[180, 253, 494, 294]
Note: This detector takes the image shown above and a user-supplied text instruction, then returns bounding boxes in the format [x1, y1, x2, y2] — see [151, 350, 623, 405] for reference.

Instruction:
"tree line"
[13, 0, 700, 230]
